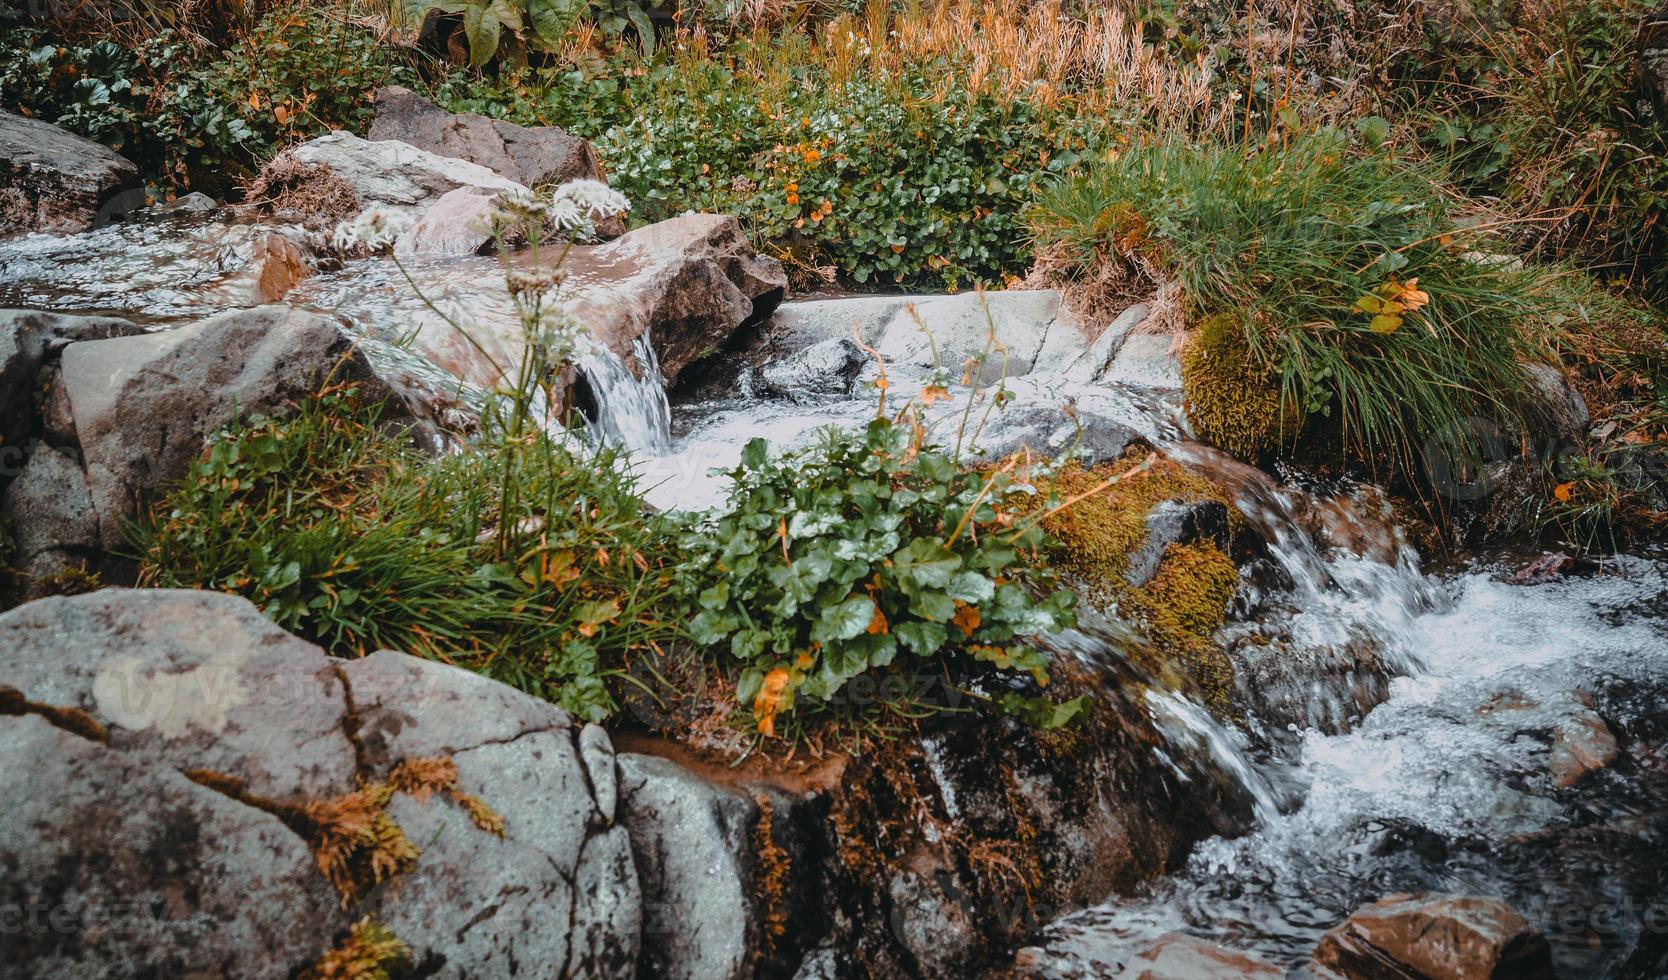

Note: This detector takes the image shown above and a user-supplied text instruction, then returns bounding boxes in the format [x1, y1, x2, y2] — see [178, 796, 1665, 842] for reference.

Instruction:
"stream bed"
[3, 207, 1665, 977]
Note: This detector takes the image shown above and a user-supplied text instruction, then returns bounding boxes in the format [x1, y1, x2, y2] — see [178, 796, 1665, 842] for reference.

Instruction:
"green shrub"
[1397, 0, 1667, 299]
[131, 392, 676, 722]
[0, 9, 416, 191]
[672, 416, 1081, 738]
[1030, 132, 1557, 471]
[430, 46, 1105, 287]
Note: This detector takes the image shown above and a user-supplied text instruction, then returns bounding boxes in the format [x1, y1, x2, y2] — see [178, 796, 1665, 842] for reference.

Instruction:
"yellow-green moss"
[1132, 542, 1241, 710]
[302, 916, 408, 980]
[1040, 448, 1234, 592]
[1180, 313, 1291, 460]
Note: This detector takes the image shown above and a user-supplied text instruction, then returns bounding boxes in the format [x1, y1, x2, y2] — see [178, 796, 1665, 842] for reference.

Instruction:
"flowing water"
[5, 209, 1666, 976]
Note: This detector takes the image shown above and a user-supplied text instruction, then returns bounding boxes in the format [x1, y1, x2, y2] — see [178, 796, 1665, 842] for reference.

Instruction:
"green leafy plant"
[672, 415, 1080, 738]
[402, 0, 666, 65]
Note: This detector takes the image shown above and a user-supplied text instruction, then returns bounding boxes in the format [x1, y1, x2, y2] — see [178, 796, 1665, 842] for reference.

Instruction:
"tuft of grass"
[130, 391, 678, 722]
[1030, 131, 1560, 474]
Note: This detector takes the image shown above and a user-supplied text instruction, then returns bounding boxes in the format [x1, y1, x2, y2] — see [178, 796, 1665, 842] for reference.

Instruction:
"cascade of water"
[572, 333, 674, 454]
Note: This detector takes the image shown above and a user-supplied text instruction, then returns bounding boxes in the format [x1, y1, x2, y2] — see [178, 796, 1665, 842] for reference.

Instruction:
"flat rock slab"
[0, 589, 639, 978]
[0, 111, 141, 235]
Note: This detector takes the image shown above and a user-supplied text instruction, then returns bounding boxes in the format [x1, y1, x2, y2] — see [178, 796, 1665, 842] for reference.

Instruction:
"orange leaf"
[867, 604, 890, 635]
[919, 384, 950, 406]
[950, 602, 981, 639]
[1553, 482, 1575, 503]
[754, 668, 792, 738]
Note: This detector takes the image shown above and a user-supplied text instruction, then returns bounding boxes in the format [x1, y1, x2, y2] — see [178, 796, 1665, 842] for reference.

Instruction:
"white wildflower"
[544, 196, 593, 237]
[551, 179, 631, 221]
[331, 206, 413, 253]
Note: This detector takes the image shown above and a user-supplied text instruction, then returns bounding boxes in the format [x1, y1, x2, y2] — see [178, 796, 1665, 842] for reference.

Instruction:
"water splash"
[573, 333, 673, 454]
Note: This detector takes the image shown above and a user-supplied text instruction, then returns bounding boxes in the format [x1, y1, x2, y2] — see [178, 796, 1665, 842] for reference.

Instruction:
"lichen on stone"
[1180, 312, 1293, 460]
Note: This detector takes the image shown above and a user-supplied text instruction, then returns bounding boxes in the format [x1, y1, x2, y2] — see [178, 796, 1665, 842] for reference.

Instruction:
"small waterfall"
[1146, 690, 1285, 825]
[573, 333, 673, 454]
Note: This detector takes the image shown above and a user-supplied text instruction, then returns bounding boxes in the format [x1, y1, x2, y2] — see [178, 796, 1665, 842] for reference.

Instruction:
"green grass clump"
[1030, 131, 1557, 471]
[130, 392, 676, 722]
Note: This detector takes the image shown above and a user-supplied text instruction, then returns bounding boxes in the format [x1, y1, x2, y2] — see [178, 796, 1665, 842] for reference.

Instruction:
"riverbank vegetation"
[7, 0, 1668, 735]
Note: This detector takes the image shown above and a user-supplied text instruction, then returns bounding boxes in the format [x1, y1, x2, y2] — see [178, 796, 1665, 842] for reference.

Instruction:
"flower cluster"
[546, 179, 632, 241]
[330, 206, 414, 254]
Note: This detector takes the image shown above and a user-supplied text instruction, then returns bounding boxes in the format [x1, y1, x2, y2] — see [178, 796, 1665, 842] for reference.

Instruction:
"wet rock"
[1122, 933, 1284, 979]
[1310, 893, 1555, 980]
[369, 85, 620, 238]
[1102, 332, 1182, 390]
[617, 752, 758, 980]
[869, 290, 1086, 383]
[1062, 302, 1149, 384]
[159, 191, 217, 214]
[969, 398, 1142, 467]
[0, 445, 98, 582]
[407, 213, 786, 393]
[0, 110, 141, 235]
[759, 337, 865, 399]
[1124, 499, 1232, 587]
[1507, 551, 1576, 585]
[1522, 362, 1588, 451]
[1549, 706, 1619, 787]
[248, 231, 313, 302]
[284, 130, 526, 224]
[0, 713, 349, 980]
[0, 309, 143, 454]
[394, 183, 502, 256]
[57, 305, 403, 550]
[0, 589, 642, 978]
[887, 865, 982, 978]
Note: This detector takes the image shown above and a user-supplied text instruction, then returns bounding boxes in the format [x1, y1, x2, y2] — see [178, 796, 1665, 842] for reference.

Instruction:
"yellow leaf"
[1369, 313, 1403, 334]
[1353, 293, 1384, 314]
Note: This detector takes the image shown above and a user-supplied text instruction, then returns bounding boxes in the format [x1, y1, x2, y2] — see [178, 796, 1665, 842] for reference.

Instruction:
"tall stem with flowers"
[332, 179, 632, 559]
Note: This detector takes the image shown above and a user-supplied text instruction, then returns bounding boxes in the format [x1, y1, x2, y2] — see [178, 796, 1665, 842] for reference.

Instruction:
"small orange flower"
[754, 668, 792, 738]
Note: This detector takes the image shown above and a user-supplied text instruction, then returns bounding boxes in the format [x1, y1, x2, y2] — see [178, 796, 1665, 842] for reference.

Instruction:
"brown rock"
[1310, 893, 1555, 980]
[1549, 708, 1619, 787]
[1124, 933, 1284, 979]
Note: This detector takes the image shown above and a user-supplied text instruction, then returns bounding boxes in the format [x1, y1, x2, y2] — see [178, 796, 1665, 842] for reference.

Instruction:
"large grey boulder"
[0, 309, 142, 455]
[392, 213, 787, 394]
[0, 589, 641, 977]
[369, 86, 618, 236]
[0, 713, 350, 979]
[282, 130, 526, 224]
[57, 305, 399, 549]
[758, 337, 865, 400]
[0, 111, 141, 236]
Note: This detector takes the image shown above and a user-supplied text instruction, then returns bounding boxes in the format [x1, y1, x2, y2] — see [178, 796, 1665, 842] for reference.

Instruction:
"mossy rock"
[1180, 313, 1293, 460]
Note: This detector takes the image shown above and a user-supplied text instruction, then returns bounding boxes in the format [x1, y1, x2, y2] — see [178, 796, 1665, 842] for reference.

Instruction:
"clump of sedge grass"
[130, 391, 677, 722]
[1030, 130, 1561, 474]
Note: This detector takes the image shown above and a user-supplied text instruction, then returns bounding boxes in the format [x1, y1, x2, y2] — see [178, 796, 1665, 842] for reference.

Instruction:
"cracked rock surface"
[0, 589, 639, 978]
